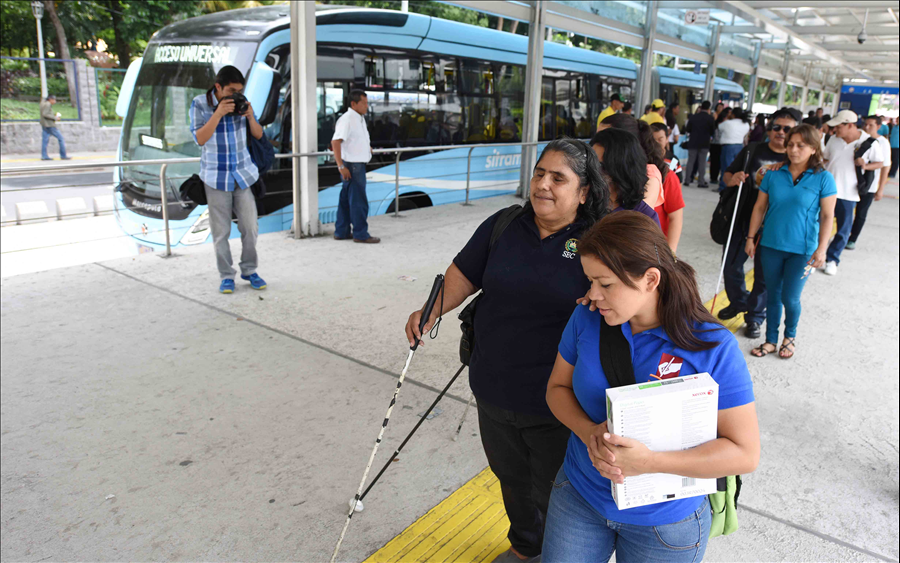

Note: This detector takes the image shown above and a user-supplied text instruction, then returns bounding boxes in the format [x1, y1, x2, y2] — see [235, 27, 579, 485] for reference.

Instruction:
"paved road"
[1, 171, 114, 209]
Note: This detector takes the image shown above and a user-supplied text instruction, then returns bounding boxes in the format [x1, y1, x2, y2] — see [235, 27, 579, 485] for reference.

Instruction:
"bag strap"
[489, 204, 526, 252]
[854, 137, 876, 162]
[598, 316, 636, 389]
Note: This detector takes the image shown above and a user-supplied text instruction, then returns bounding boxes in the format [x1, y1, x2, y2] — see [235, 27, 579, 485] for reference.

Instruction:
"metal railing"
[1, 140, 543, 257]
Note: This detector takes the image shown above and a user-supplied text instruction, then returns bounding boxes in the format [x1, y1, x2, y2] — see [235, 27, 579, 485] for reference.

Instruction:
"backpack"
[458, 204, 526, 365]
[709, 144, 758, 245]
[597, 316, 742, 538]
[854, 137, 877, 197]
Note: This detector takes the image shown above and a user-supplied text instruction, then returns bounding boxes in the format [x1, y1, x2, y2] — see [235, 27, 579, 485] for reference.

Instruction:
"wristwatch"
[338, 165, 345, 170]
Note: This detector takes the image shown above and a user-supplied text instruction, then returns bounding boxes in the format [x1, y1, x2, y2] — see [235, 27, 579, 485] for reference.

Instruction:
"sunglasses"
[770, 125, 791, 132]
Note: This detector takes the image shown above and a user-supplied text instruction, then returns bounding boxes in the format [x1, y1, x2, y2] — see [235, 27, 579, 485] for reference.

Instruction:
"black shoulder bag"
[854, 138, 877, 198]
[458, 204, 525, 365]
[710, 144, 758, 245]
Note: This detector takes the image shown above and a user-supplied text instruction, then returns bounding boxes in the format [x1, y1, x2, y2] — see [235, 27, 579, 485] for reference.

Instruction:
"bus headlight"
[180, 210, 210, 245]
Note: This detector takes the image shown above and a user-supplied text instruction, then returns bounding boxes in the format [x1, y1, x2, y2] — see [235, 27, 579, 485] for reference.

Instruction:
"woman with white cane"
[406, 138, 610, 562]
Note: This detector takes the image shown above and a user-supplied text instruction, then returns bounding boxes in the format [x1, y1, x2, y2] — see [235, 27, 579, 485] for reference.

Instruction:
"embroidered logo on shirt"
[562, 238, 578, 259]
[656, 353, 683, 379]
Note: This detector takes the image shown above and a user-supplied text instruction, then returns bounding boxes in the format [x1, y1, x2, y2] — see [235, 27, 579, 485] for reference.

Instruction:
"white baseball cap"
[826, 110, 858, 127]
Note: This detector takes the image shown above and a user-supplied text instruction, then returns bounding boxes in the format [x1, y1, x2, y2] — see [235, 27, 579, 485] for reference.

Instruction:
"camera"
[857, 29, 867, 44]
[226, 92, 249, 116]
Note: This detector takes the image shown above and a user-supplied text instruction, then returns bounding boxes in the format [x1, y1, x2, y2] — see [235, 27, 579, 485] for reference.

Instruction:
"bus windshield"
[120, 42, 255, 197]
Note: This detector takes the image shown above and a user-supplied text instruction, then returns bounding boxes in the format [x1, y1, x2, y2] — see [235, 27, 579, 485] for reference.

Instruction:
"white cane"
[710, 151, 752, 313]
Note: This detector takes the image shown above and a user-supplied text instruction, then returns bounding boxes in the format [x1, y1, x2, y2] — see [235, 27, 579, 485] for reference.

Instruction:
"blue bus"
[113, 6, 743, 248]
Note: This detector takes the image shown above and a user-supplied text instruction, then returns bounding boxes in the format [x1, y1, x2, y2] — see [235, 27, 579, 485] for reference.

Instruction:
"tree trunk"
[43, 1, 78, 110]
[108, 0, 131, 68]
[496, 17, 504, 31]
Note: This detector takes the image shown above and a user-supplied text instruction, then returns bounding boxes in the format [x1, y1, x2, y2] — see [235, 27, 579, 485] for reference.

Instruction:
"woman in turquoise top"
[745, 124, 837, 359]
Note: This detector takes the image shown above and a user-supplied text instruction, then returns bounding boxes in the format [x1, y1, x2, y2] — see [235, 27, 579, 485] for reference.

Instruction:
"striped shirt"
[190, 93, 259, 192]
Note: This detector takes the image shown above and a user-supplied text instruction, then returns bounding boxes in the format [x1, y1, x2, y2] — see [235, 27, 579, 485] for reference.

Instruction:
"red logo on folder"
[656, 353, 683, 379]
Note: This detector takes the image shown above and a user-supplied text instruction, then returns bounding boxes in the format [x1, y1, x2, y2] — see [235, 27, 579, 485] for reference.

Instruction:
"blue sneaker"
[241, 273, 267, 290]
[219, 279, 235, 294]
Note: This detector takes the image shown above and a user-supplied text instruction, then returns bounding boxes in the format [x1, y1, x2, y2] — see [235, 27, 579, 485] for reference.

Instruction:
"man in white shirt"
[846, 115, 893, 250]
[822, 110, 883, 275]
[332, 89, 379, 244]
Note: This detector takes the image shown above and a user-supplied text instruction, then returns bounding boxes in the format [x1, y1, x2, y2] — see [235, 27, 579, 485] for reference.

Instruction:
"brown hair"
[787, 124, 825, 172]
[579, 212, 723, 351]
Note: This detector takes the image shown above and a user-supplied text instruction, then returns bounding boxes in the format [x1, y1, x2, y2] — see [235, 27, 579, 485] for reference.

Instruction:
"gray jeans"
[204, 184, 258, 280]
[686, 148, 709, 185]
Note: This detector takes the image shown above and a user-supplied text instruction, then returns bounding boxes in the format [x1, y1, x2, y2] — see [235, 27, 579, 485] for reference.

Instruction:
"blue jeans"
[718, 144, 743, 191]
[542, 466, 711, 563]
[41, 126, 68, 159]
[723, 226, 766, 324]
[759, 246, 811, 344]
[825, 198, 855, 264]
[334, 161, 369, 240]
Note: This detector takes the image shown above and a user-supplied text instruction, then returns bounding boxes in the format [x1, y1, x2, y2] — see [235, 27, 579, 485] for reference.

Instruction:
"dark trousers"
[334, 161, 370, 240]
[826, 198, 856, 265]
[723, 226, 766, 324]
[849, 191, 876, 244]
[890, 148, 898, 177]
[709, 144, 722, 183]
[477, 400, 571, 558]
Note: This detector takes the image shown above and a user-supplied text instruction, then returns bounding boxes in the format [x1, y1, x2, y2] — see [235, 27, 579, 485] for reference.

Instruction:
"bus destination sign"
[153, 44, 233, 65]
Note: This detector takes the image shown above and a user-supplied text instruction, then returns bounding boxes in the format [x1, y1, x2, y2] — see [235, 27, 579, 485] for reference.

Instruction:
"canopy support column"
[519, 0, 546, 199]
[290, 0, 319, 238]
[635, 0, 658, 112]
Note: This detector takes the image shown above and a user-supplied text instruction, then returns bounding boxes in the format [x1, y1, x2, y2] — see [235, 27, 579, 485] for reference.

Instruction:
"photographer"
[190, 65, 267, 294]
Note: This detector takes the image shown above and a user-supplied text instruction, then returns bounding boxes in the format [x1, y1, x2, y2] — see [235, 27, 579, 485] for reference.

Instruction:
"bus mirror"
[116, 57, 143, 118]
[244, 61, 278, 123]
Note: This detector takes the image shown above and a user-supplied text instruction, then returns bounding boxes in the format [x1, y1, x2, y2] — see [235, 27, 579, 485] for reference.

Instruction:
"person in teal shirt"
[890, 119, 899, 178]
[745, 124, 837, 359]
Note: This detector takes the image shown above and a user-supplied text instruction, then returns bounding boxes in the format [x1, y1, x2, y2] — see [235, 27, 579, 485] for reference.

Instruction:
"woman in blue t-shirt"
[745, 124, 837, 359]
[542, 212, 760, 562]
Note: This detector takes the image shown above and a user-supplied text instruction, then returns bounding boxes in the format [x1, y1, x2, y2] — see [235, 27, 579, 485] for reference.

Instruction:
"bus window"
[384, 56, 420, 90]
[460, 60, 494, 95]
[438, 58, 458, 93]
[555, 79, 574, 137]
[539, 78, 554, 141]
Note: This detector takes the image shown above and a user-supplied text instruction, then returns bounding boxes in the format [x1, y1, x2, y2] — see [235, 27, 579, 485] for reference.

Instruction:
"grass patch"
[0, 99, 80, 121]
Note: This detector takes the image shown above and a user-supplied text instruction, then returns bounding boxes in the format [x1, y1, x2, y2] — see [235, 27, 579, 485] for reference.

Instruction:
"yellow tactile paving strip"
[363, 467, 510, 563]
[365, 268, 758, 563]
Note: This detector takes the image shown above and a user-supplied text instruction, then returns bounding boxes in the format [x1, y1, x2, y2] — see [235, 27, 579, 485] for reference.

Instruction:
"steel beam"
[703, 24, 722, 102]
[723, 24, 900, 36]
[520, 1, 545, 199]
[290, 0, 319, 238]
[636, 0, 659, 112]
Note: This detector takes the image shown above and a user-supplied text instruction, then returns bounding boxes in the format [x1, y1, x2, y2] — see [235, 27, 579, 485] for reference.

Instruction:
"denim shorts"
[542, 466, 712, 563]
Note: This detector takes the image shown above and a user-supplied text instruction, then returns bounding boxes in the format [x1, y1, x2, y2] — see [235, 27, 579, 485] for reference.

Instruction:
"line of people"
[405, 129, 758, 562]
[717, 108, 887, 360]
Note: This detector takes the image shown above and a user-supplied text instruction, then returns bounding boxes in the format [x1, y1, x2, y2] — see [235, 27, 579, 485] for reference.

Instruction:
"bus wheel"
[387, 198, 418, 213]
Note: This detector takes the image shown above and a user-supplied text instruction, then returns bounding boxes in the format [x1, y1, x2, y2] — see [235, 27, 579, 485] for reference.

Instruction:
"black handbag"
[179, 174, 207, 205]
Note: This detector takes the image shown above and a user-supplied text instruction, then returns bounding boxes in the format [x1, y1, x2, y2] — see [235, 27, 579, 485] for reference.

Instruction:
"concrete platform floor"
[2, 179, 898, 562]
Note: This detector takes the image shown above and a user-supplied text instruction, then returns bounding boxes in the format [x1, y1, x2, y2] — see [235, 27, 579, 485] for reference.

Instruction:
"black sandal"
[779, 338, 796, 359]
[751, 343, 776, 357]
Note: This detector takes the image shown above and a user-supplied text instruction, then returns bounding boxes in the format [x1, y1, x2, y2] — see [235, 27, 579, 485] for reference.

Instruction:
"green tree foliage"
[1, 0, 202, 66]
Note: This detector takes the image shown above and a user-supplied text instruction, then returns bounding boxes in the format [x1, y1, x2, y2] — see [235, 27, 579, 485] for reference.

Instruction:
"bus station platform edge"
[2, 181, 898, 562]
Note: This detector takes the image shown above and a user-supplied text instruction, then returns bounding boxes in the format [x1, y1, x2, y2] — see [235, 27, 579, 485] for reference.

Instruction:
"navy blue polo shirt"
[454, 207, 591, 417]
